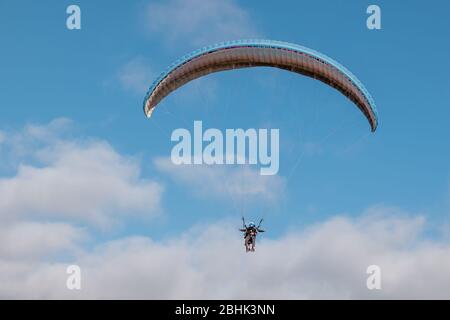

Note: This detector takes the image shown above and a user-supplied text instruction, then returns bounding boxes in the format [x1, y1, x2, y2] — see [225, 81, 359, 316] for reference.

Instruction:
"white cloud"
[146, 0, 261, 47]
[117, 57, 155, 94]
[1, 211, 450, 299]
[0, 221, 85, 261]
[22, 118, 73, 142]
[0, 120, 163, 227]
[154, 157, 285, 203]
[1, 118, 72, 161]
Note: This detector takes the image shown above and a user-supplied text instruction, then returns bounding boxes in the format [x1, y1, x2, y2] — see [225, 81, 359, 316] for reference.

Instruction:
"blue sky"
[0, 0, 449, 298]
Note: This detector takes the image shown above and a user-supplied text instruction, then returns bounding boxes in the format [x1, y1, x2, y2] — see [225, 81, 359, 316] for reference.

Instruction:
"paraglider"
[142, 40, 379, 252]
[143, 39, 378, 132]
[240, 217, 265, 252]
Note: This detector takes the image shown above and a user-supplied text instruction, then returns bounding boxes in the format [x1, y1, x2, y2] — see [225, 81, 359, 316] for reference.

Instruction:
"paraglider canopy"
[143, 39, 378, 131]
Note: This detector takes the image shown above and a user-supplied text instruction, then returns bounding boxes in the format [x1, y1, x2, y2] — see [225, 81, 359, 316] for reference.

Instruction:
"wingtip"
[144, 105, 154, 119]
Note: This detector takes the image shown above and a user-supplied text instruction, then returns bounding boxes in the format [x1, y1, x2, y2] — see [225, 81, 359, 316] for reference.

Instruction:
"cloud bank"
[2, 211, 450, 299]
[0, 119, 163, 227]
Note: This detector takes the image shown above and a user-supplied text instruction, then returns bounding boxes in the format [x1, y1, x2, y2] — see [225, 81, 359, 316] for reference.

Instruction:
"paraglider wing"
[143, 39, 378, 131]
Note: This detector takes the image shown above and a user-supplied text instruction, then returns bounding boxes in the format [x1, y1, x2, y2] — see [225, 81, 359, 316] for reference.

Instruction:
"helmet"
[249, 222, 255, 228]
